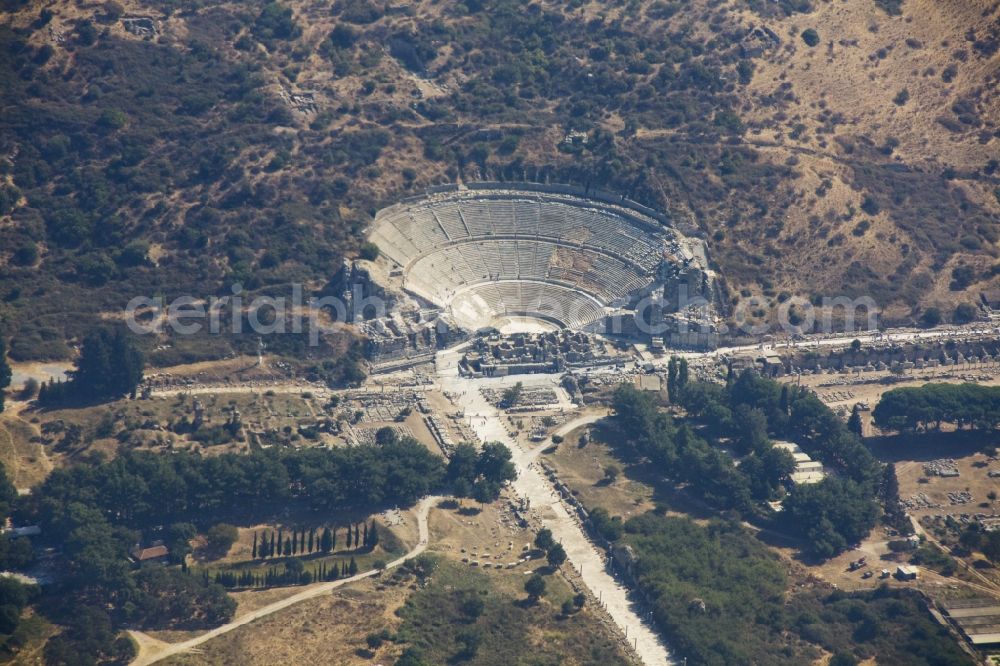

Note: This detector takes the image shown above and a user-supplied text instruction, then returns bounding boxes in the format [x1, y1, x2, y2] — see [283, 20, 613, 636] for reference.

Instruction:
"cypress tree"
[299, 531, 305, 553]
[666, 356, 678, 400]
[320, 527, 333, 554]
[354, 524, 360, 548]
[0, 337, 10, 414]
[348, 557, 358, 576]
[369, 521, 379, 549]
[284, 537, 292, 556]
[362, 522, 368, 548]
[848, 406, 864, 438]
[252, 532, 258, 559]
[346, 525, 353, 549]
[291, 530, 298, 555]
[308, 529, 314, 553]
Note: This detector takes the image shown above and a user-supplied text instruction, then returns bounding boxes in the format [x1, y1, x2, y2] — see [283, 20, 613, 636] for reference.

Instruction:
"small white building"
[772, 441, 826, 485]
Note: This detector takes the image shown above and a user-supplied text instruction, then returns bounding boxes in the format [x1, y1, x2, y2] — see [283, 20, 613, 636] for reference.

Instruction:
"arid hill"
[0, 0, 997, 362]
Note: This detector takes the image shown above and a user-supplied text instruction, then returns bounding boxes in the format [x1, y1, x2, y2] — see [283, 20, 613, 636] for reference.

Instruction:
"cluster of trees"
[613, 369, 882, 557]
[0, 339, 10, 413]
[958, 523, 1000, 562]
[533, 528, 567, 569]
[0, 469, 33, 579]
[873, 383, 1000, 432]
[589, 506, 625, 542]
[0, 578, 34, 644]
[499, 382, 523, 409]
[251, 521, 377, 559]
[27, 437, 445, 535]
[212, 556, 359, 589]
[612, 382, 793, 514]
[786, 587, 972, 666]
[623, 513, 792, 664]
[666, 356, 689, 400]
[37, 328, 144, 405]
[623, 512, 970, 665]
[446, 442, 517, 503]
[252, 2, 301, 43]
[130, 568, 235, 630]
[8, 432, 517, 659]
[42, 606, 136, 666]
[0, 463, 33, 650]
[11, 437, 445, 661]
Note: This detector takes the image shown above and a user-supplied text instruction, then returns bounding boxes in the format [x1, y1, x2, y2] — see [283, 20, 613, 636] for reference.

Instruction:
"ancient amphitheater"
[367, 185, 705, 334]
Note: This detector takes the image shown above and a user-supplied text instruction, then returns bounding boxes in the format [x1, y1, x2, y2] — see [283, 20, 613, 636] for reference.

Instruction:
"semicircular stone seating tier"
[369, 196, 665, 329]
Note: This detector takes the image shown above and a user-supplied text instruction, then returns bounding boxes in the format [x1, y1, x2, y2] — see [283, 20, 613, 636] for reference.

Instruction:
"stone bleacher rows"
[372, 197, 664, 275]
[405, 240, 646, 304]
[451, 281, 606, 330]
[370, 194, 666, 328]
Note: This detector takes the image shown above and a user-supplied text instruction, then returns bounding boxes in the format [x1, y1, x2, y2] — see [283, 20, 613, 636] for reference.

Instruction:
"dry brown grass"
[723, 0, 1000, 307]
[0, 408, 51, 490]
[156, 580, 403, 666]
[544, 429, 656, 520]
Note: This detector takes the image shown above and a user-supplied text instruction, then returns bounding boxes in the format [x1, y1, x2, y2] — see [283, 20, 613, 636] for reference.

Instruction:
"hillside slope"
[0, 0, 997, 362]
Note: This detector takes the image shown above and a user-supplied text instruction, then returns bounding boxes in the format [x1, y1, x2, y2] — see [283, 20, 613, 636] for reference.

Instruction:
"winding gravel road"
[128, 495, 442, 666]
